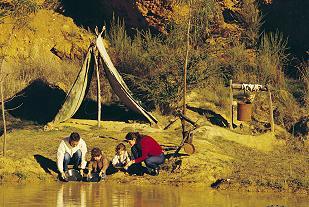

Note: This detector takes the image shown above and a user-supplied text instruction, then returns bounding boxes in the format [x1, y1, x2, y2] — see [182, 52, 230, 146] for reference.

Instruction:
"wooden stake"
[1, 82, 7, 156]
[182, 2, 191, 141]
[94, 53, 101, 128]
[229, 79, 233, 129]
[268, 89, 275, 133]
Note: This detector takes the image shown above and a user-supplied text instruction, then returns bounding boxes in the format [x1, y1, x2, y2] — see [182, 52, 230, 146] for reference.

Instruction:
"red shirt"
[134, 136, 163, 163]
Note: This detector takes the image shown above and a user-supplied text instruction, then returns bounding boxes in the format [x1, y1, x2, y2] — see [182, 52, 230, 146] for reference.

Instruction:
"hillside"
[0, 0, 308, 135]
[0, 0, 308, 193]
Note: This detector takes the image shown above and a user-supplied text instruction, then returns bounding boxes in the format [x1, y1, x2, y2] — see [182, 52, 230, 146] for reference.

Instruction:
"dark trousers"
[131, 145, 165, 170]
[63, 149, 82, 172]
[145, 154, 165, 169]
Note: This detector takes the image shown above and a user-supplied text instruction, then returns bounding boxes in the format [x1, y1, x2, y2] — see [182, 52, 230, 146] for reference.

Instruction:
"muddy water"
[0, 183, 307, 207]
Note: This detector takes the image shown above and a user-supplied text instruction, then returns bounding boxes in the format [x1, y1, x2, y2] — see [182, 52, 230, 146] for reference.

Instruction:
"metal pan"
[65, 169, 83, 182]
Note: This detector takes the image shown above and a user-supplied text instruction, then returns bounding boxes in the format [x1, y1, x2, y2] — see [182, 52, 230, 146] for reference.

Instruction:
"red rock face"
[135, 0, 173, 33]
[101, 0, 173, 33]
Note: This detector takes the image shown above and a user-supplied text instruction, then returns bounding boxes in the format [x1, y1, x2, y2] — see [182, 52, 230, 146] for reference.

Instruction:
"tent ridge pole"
[94, 49, 102, 128]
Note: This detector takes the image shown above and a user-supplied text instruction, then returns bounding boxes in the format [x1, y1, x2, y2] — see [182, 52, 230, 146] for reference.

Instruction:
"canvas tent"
[50, 30, 157, 125]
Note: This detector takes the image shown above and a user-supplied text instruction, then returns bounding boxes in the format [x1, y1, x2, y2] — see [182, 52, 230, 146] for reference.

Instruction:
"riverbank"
[0, 117, 308, 194]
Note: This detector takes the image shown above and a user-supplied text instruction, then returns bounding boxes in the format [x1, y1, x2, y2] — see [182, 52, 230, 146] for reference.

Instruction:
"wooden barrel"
[237, 102, 252, 121]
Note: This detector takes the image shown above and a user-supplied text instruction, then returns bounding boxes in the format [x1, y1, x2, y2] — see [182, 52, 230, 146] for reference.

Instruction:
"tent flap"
[51, 47, 95, 123]
[96, 34, 158, 124]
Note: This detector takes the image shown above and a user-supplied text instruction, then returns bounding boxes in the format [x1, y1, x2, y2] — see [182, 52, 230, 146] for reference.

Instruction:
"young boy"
[87, 147, 109, 179]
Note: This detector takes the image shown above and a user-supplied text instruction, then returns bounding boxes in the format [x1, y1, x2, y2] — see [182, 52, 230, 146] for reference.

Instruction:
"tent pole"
[182, 1, 191, 142]
[94, 52, 101, 128]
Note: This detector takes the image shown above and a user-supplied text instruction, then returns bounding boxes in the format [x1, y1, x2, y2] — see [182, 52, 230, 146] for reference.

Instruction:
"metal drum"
[237, 102, 252, 121]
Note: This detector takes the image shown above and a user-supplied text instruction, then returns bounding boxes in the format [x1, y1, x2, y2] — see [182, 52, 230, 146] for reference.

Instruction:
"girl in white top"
[112, 143, 131, 168]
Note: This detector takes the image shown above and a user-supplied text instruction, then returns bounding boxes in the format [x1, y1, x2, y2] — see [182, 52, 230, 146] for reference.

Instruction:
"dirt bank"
[0, 116, 308, 194]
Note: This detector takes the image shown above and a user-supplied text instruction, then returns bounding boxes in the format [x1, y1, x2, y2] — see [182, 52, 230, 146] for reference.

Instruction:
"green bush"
[107, 18, 185, 113]
[107, 15, 230, 113]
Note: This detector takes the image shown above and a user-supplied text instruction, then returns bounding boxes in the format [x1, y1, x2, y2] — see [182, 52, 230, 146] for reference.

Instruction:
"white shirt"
[112, 151, 130, 167]
[57, 137, 87, 173]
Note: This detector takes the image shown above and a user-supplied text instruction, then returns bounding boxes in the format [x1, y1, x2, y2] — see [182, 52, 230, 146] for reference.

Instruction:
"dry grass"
[256, 32, 288, 87]
[3, 54, 81, 98]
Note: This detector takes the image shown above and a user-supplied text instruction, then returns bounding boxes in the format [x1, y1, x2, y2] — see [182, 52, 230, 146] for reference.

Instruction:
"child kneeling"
[87, 147, 109, 179]
[112, 143, 131, 168]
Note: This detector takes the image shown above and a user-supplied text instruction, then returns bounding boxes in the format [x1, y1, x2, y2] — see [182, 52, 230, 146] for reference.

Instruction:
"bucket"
[237, 102, 252, 121]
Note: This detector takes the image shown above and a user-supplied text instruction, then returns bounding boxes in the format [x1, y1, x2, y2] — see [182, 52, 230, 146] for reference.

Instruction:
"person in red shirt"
[124, 132, 165, 176]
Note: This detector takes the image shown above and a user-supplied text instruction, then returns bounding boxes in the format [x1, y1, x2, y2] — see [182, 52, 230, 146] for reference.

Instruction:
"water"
[0, 183, 307, 207]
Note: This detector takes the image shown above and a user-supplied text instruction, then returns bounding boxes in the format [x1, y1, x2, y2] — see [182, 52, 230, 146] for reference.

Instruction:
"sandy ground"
[0, 114, 308, 194]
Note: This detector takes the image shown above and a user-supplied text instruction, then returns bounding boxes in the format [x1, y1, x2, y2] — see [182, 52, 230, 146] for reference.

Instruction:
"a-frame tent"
[50, 30, 158, 125]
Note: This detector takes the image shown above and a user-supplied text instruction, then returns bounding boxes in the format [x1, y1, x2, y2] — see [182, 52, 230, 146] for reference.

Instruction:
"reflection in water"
[0, 183, 308, 207]
[56, 184, 87, 207]
[54, 183, 180, 207]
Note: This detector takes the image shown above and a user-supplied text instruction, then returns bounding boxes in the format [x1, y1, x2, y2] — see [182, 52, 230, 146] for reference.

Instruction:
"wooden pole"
[94, 53, 101, 128]
[229, 79, 233, 129]
[0, 25, 15, 156]
[182, 2, 191, 142]
[268, 88, 275, 133]
[1, 82, 7, 156]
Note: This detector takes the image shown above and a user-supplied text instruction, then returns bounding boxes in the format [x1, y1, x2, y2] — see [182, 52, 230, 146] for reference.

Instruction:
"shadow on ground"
[4, 78, 148, 124]
[34, 154, 59, 174]
[73, 98, 148, 123]
[187, 105, 229, 127]
[4, 79, 66, 124]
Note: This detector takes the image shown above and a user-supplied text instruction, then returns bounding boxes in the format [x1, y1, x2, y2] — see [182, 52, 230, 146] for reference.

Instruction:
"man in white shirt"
[57, 132, 87, 180]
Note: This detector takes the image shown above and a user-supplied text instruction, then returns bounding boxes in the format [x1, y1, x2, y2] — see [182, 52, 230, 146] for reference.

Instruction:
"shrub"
[272, 89, 301, 131]
[190, 0, 222, 48]
[256, 32, 288, 87]
[297, 61, 309, 108]
[107, 18, 186, 113]
[239, 0, 263, 48]
[0, 0, 39, 28]
[42, 0, 61, 10]
[220, 41, 255, 82]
